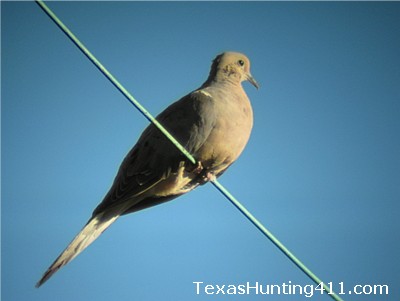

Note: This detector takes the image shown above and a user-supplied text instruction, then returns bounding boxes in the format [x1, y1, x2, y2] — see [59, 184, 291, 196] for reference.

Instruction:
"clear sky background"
[2, 2, 399, 301]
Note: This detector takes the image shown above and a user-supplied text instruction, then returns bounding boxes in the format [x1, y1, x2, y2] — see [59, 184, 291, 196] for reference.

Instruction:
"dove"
[36, 51, 258, 287]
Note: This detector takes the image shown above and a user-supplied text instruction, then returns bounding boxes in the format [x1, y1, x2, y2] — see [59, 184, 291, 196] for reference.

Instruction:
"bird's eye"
[238, 59, 245, 66]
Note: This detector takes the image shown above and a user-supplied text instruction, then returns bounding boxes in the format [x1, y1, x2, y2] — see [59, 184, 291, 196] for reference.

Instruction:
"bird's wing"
[92, 90, 217, 216]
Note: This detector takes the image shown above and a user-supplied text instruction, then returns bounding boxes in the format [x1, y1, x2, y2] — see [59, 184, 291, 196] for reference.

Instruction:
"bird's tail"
[35, 206, 125, 288]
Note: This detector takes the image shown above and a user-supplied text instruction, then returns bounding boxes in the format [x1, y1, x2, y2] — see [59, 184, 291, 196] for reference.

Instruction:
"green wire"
[35, 1, 344, 300]
[211, 181, 343, 301]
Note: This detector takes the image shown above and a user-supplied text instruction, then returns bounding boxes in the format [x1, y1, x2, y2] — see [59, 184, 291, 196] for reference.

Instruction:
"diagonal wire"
[35, 1, 344, 300]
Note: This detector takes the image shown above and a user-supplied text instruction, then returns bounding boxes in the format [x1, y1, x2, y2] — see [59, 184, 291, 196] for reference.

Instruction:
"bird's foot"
[191, 161, 204, 174]
[190, 161, 216, 183]
[203, 172, 216, 182]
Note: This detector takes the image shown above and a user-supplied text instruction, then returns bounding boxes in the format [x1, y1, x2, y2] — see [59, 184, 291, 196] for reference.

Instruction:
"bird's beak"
[247, 73, 259, 89]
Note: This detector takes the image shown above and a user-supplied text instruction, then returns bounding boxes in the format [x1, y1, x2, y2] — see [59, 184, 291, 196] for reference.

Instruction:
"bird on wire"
[36, 51, 258, 287]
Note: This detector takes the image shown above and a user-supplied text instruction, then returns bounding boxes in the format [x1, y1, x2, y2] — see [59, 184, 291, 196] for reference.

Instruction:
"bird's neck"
[201, 72, 242, 89]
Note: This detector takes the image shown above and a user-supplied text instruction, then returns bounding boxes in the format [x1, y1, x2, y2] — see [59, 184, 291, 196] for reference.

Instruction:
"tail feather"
[36, 210, 121, 288]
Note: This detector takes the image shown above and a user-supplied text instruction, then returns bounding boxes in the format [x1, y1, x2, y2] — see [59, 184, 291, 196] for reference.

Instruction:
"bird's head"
[210, 52, 259, 89]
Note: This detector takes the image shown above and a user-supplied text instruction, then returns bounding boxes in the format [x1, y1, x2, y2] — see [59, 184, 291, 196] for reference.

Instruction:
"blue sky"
[2, 2, 399, 301]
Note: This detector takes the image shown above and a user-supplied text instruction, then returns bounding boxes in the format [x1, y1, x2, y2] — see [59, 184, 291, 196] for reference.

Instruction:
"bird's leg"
[189, 161, 215, 183]
[191, 161, 204, 174]
[203, 172, 216, 182]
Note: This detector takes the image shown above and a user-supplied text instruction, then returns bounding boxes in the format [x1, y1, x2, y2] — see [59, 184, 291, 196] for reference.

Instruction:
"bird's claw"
[191, 161, 204, 174]
[203, 172, 216, 182]
[190, 161, 215, 183]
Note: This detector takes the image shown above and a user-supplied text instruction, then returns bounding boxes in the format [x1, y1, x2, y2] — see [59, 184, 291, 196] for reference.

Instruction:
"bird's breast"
[195, 89, 253, 172]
